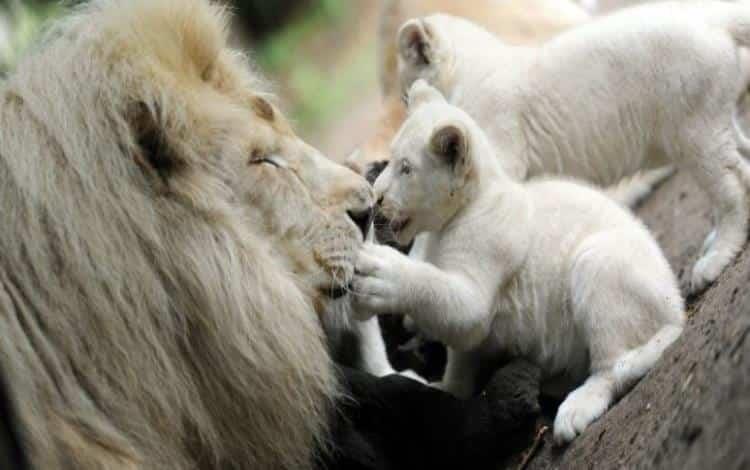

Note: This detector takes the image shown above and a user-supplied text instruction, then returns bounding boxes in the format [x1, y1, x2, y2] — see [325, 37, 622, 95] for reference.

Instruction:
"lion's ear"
[430, 123, 469, 172]
[132, 103, 183, 183]
[250, 95, 276, 122]
[398, 19, 434, 67]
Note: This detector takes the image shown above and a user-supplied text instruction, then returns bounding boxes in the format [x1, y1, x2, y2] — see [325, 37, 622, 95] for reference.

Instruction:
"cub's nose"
[347, 207, 374, 239]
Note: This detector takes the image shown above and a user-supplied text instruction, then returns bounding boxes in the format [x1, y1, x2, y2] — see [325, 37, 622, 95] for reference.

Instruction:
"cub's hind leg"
[554, 232, 684, 444]
[553, 324, 682, 444]
[682, 116, 750, 294]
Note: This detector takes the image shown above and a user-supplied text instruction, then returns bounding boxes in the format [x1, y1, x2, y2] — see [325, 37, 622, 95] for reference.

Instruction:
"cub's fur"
[397, 2, 750, 293]
[0, 0, 374, 468]
[353, 81, 684, 444]
[339, 0, 590, 378]
[344, 0, 589, 174]
[580, 0, 667, 14]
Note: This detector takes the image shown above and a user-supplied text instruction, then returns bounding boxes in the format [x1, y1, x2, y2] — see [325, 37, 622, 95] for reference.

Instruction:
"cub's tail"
[604, 166, 674, 209]
[612, 323, 683, 395]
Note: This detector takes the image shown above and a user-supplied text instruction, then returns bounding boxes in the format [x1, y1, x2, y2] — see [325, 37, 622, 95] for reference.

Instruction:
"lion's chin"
[326, 286, 349, 300]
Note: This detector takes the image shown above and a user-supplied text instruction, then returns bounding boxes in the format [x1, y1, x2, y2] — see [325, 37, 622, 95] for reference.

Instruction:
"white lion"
[353, 81, 685, 444]
[336, 0, 591, 380]
[397, 2, 750, 294]
[580, 0, 672, 14]
[0, 1, 374, 468]
[344, 0, 589, 175]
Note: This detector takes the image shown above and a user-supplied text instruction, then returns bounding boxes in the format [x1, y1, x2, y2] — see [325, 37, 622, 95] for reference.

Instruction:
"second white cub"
[353, 81, 684, 444]
[396, 2, 750, 294]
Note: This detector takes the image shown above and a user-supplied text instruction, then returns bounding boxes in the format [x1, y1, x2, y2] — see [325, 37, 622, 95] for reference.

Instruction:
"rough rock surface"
[518, 171, 750, 470]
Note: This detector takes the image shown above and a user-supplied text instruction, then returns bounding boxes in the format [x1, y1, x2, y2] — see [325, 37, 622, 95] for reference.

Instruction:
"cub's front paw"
[351, 243, 408, 314]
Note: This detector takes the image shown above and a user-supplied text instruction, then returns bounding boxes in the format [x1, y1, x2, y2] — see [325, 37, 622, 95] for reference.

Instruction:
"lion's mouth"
[324, 283, 352, 300]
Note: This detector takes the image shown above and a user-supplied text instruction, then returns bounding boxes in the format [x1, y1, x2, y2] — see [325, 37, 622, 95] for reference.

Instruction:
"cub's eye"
[400, 91, 409, 106]
[400, 161, 412, 175]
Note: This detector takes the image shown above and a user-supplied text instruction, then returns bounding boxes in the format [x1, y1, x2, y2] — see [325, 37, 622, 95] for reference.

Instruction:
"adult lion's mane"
[0, 1, 343, 468]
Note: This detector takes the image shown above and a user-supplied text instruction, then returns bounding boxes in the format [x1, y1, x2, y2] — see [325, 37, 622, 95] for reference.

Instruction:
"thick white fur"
[604, 166, 675, 208]
[341, 0, 591, 380]
[353, 81, 685, 444]
[580, 0, 673, 14]
[397, 2, 750, 294]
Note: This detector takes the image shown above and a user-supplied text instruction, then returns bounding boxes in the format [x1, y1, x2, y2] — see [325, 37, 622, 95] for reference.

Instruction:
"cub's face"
[373, 81, 472, 246]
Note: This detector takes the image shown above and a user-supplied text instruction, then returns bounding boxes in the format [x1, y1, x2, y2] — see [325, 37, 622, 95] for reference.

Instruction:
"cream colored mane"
[0, 1, 374, 468]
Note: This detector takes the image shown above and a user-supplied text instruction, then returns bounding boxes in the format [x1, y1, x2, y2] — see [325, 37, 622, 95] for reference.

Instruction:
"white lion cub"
[396, 2, 750, 294]
[353, 81, 685, 444]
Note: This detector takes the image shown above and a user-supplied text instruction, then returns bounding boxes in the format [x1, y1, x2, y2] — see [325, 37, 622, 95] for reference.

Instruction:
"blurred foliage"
[0, 0, 377, 140]
[232, 0, 312, 38]
[282, 43, 375, 136]
[255, 0, 347, 69]
[252, 0, 376, 133]
[0, 1, 61, 76]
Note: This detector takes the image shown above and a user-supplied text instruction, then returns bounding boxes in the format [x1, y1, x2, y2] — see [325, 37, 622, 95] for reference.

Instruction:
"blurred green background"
[0, 0, 381, 155]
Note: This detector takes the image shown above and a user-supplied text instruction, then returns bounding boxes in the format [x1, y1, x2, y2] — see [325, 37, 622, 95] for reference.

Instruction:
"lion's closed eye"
[249, 157, 281, 168]
[248, 150, 284, 168]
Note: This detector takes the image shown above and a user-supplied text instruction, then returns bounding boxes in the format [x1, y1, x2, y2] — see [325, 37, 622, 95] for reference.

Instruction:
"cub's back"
[536, 1, 735, 86]
[520, 177, 668, 280]
[525, 178, 646, 239]
[487, 178, 671, 372]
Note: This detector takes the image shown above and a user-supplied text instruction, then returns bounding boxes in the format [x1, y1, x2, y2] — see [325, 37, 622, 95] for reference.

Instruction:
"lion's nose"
[347, 207, 374, 239]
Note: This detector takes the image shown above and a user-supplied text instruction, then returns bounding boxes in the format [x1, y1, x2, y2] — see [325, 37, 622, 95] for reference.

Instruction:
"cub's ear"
[407, 79, 444, 110]
[398, 19, 434, 67]
[430, 123, 469, 171]
[131, 102, 184, 184]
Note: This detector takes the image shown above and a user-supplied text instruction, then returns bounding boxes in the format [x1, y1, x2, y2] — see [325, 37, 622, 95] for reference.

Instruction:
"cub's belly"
[482, 282, 590, 389]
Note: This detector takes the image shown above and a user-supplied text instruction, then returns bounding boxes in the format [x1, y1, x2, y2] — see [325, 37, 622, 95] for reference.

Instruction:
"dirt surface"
[514, 171, 750, 470]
